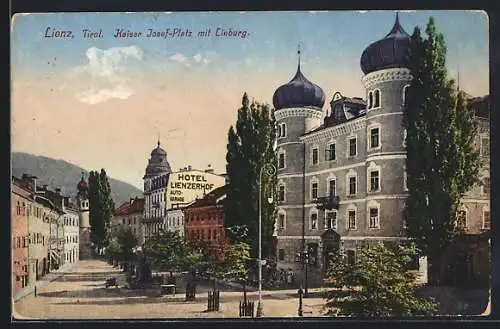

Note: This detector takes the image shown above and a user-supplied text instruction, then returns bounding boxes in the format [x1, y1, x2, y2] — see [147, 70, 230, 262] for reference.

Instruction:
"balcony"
[316, 195, 340, 211]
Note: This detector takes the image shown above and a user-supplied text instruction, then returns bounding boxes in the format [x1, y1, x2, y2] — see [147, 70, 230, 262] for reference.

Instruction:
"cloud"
[170, 52, 216, 67]
[72, 46, 143, 105]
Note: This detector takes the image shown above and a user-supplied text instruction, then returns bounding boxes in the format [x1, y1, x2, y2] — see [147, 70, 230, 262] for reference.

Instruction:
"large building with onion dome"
[273, 14, 490, 287]
[142, 140, 173, 242]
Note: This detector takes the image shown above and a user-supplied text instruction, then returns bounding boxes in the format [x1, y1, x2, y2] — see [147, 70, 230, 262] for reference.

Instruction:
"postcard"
[11, 10, 490, 319]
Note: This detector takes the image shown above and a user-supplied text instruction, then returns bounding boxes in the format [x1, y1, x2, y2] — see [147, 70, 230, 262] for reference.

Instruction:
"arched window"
[373, 89, 381, 108]
[278, 210, 286, 230]
[402, 84, 410, 108]
[368, 91, 373, 109]
[277, 184, 286, 202]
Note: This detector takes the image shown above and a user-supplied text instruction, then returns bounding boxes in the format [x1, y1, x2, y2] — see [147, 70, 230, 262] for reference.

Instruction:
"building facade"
[12, 181, 31, 295]
[63, 206, 80, 265]
[15, 174, 51, 283]
[273, 15, 490, 285]
[112, 197, 145, 245]
[142, 140, 172, 242]
[165, 207, 186, 237]
[184, 186, 229, 261]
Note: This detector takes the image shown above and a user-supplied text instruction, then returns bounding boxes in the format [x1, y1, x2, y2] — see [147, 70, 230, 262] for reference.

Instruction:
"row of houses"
[11, 173, 91, 296]
[110, 185, 229, 261]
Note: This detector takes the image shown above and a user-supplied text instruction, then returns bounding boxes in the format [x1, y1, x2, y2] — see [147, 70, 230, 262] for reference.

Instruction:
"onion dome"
[144, 140, 172, 179]
[360, 13, 411, 75]
[77, 172, 88, 191]
[273, 48, 325, 111]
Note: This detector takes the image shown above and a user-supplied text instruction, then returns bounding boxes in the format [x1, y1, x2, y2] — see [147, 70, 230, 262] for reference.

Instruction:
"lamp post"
[256, 163, 276, 318]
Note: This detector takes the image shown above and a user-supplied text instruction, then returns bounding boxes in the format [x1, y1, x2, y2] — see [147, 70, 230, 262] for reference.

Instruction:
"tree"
[88, 169, 115, 252]
[106, 237, 121, 262]
[143, 231, 202, 275]
[403, 17, 481, 283]
[324, 243, 437, 317]
[117, 227, 138, 264]
[212, 242, 250, 282]
[225, 92, 277, 259]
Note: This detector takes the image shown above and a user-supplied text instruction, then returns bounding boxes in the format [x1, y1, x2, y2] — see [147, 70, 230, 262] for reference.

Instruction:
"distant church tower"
[77, 172, 92, 259]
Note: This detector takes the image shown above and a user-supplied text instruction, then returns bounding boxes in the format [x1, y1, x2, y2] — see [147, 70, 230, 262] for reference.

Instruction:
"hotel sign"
[166, 171, 225, 207]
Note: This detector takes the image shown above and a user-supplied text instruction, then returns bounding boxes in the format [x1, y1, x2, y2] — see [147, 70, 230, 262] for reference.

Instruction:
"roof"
[468, 95, 490, 119]
[184, 185, 227, 209]
[114, 197, 144, 216]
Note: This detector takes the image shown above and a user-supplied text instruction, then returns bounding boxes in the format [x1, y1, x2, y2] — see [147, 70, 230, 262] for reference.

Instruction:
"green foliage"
[88, 169, 115, 250]
[225, 92, 277, 258]
[324, 243, 437, 317]
[117, 228, 138, 262]
[143, 230, 202, 272]
[106, 238, 121, 260]
[211, 242, 251, 282]
[403, 17, 481, 262]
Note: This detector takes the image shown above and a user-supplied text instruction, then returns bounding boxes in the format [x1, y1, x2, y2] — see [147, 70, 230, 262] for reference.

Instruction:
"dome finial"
[157, 133, 160, 147]
[297, 44, 301, 71]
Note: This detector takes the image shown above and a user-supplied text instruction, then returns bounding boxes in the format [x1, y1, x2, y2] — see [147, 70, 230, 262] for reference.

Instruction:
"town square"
[11, 10, 490, 319]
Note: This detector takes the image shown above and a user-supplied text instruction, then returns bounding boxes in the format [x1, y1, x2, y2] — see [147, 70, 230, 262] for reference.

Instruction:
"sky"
[10, 10, 489, 190]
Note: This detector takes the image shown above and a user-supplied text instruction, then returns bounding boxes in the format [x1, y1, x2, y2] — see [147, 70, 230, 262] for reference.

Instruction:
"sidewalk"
[13, 261, 78, 302]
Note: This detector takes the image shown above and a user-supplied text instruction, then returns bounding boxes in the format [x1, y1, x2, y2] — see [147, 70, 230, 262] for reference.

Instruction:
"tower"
[272, 47, 325, 267]
[142, 139, 172, 242]
[77, 172, 92, 259]
[359, 12, 412, 240]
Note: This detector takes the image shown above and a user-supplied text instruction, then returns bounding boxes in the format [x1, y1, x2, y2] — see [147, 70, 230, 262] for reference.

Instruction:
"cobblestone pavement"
[13, 260, 328, 319]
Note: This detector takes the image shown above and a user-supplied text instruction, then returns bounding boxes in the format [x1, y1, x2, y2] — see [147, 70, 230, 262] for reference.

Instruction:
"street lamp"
[256, 163, 276, 318]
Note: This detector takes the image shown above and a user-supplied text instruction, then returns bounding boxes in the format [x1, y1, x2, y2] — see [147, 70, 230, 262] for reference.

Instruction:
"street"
[13, 260, 327, 319]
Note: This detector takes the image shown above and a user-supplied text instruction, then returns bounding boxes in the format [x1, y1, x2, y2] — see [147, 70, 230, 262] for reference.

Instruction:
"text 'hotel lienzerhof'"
[272, 15, 490, 286]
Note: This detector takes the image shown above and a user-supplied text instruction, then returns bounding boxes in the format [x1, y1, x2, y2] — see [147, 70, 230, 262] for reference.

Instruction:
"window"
[311, 182, 318, 199]
[403, 129, 407, 148]
[325, 211, 337, 230]
[482, 210, 491, 230]
[482, 177, 490, 196]
[328, 179, 336, 197]
[368, 91, 373, 109]
[480, 138, 490, 156]
[311, 213, 318, 230]
[374, 89, 381, 108]
[327, 143, 336, 161]
[349, 177, 356, 195]
[122, 218, 125, 224]
[369, 208, 379, 229]
[457, 210, 467, 229]
[370, 128, 380, 148]
[349, 138, 357, 156]
[278, 152, 285, 169]
[348, 210, 356, 229]
[403, 166, 408, 191]
[278, 213, 285, 230]
[312, 147, 319, 165]
[370, 170, 380, 192]
[346, 250, 356, 266]
[278, 249, 285, 261]
[208, 230, 212, 240]
[278, 184, 285, 202]
[280, 123, 286, 138]
[17, 201, 21, 215]
[17, 237, 21, 248]
[402, 85, 410, 108]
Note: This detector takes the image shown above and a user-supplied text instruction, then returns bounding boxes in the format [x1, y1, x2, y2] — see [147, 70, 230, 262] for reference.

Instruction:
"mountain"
[11, 152, 143, 206]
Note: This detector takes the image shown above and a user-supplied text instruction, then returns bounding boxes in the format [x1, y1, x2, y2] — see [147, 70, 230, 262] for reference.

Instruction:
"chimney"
[43, 184, 48, 191]
[55, 188, 61, 194]
[187, 165, 192, 171]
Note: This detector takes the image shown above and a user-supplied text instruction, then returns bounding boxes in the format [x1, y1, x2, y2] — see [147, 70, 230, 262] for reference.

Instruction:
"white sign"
[165, 170, 225, 208]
